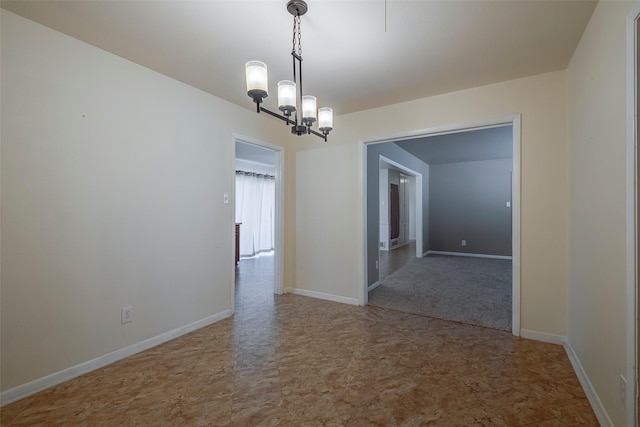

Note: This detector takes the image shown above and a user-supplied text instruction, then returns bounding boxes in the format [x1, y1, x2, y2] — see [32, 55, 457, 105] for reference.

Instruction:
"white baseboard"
[367, 281, 381, 292]
[519, 330, 612, 426]
[426, 250, 512, 260]
[285, 287, 360, 306]
[0, 309, 233, 407]
[563, 340, 613, 427]
[519, 329, 566, 344]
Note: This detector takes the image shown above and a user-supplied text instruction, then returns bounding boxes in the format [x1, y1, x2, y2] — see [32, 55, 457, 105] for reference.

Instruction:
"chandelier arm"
[259, 105, 325, 141]
[259, 106, 295, 126]
[308, 128, 328, 142]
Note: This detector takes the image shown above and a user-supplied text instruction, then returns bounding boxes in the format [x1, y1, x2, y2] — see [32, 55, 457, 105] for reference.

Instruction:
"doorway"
[379, 162, 418, 253]
[363, 117, 521, 335]
[233, 137, 284, 310]
[376, 159, 421, 287]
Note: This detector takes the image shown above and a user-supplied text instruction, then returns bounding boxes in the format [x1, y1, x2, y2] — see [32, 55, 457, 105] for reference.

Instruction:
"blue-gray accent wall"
[429, 158, 512, 256]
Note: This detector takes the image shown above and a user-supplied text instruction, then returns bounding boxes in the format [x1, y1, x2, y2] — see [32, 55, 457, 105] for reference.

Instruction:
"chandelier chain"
[292, 15, 296, 54]
[297, 15, 302, 57]
[291, 14, 302, 57]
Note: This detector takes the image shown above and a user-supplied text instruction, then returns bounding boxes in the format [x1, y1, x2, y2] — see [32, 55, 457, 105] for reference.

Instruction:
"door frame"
[362, 115, 521, 336]
[625, 3, 640, 424]
[232, 134, 285, 309]
[378, 156, 423, 259]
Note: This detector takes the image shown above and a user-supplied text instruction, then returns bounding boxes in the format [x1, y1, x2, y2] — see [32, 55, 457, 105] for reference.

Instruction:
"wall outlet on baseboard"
[461, 240, 467, 246]
[121, 306, 133, 324]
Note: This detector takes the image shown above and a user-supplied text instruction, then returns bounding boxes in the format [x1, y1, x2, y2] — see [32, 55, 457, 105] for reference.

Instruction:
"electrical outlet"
[121, 306, 133, 324]
[620, 375, 627, 404]
[461, 240, 467, 246]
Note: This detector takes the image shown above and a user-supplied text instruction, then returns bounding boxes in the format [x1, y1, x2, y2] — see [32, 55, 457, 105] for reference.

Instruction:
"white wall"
[566, 1, 635, 425]
[0, 10, 295, 394]
[293, 70, 569, 335]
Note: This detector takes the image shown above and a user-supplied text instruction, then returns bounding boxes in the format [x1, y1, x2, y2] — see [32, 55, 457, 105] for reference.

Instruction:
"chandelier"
[245, 0, 333, 141]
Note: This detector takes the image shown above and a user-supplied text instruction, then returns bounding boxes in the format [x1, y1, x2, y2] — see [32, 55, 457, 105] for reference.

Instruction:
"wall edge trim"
[367, 281, 381, 292]
[520, 330, 612, 424]
[426, 250, 512, 260]
[563, 339, 614, 427]
[519, 329, 565, 344]
[285, 288, 360, 306]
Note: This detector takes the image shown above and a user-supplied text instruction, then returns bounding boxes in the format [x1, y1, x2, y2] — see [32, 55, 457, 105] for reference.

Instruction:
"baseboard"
[0, 309, 233, 407]
[519, 330, 612, 425]
[367, 281, 381, 292]
[285, 287, 360, 306]
[519, 329, 566, 344]
[562, 340, 614, 427]
[426, 250, 512, 260]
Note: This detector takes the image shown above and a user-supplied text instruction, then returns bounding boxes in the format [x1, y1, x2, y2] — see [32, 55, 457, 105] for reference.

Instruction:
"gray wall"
[429, 158, 512, 256]
[366, 143, 430, 287]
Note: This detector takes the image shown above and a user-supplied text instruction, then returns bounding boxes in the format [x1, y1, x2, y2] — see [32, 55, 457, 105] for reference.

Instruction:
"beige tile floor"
[1, 255, 598, 426]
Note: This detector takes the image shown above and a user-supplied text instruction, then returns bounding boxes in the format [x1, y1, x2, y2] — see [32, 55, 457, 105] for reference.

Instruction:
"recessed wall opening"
[363, 118, 521, 335]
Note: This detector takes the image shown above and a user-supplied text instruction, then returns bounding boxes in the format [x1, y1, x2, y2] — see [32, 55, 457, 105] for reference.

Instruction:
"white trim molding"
[367, 281, 381, 292]
[564, 339, 615, 427]
[285, 287, 360, 306]
[519, 330, 612, 425]
[519, 329, 565, 345]
[0, 310, 233, 407]
[626, 3, 640, 425]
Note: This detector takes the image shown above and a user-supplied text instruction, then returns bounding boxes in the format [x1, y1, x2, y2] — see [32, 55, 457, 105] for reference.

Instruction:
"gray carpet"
[368, 254, 512, 331]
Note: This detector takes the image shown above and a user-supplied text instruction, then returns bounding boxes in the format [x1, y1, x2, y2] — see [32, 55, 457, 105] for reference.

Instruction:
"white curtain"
[235, 171, 275, 258]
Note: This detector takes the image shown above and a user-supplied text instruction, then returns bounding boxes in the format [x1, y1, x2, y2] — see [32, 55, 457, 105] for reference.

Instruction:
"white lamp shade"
[302, 95, 317, 122]
[278, 80, 296, 111]
[245, 61, 268, 97]
[318, 107, 333, 131]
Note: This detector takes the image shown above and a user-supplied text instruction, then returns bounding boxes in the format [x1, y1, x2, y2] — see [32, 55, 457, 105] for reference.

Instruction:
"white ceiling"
[2, 0, 597, 116]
